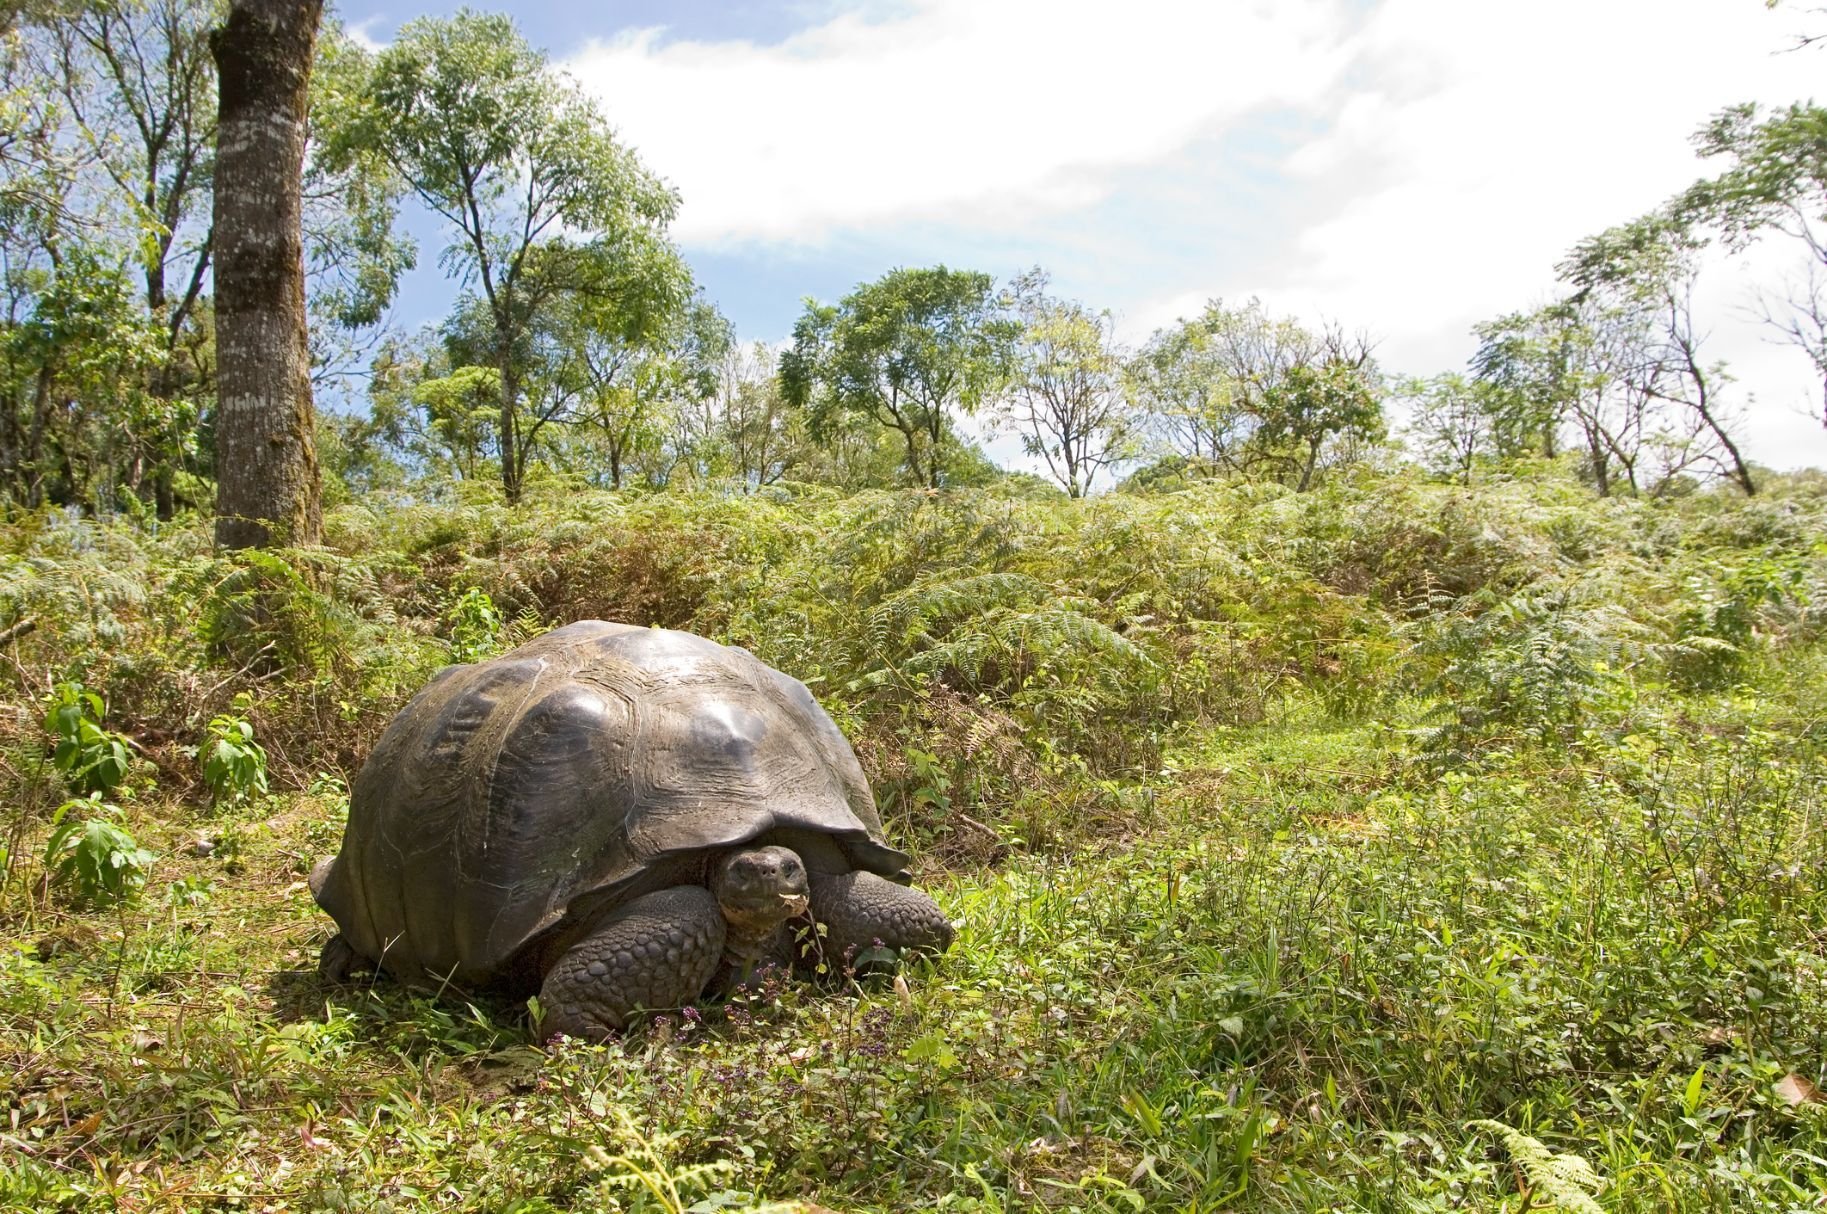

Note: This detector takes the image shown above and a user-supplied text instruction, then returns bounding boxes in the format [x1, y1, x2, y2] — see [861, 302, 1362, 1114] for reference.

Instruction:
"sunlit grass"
[4, 474, 1827, 1209]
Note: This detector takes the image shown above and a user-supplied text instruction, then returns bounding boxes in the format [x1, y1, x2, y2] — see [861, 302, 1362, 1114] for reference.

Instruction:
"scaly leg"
[805, 871, 953, 973]
[538, 886, 725, 1042]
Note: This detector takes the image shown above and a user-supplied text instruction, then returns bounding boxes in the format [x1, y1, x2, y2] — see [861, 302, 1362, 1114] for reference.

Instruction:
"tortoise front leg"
[318, 933, 372, 984]
[805, 871, 953, 972]
[538, 886, 726, 1042]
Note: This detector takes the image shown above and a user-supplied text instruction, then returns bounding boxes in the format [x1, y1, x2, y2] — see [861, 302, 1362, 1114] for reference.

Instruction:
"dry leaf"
[1775, 1073, 1821, 1106]
[893, 974, 913, 1007]
[69, 1111, 101, 1137]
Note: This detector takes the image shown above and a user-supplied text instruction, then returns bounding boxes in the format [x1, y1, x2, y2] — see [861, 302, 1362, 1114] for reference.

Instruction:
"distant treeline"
[3, 2, 1820, 518]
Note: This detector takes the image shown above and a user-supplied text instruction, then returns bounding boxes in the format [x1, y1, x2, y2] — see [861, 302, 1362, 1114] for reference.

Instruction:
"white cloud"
[1141, 0, 1827, 469]
[565, 0, 1357, 245]
[345, 15, 389, 53]
[563, 0, 1827, 469]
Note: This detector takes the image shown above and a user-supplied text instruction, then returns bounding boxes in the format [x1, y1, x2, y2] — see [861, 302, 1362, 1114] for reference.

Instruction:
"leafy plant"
[200, 693, 268, 808]
[1413, 584, 1638, 760]
[46, 681, 135, 794]
[43, 793, 155, 907]
[1666, 555, 1802, 689]
[1467, 1120, 1605, 1213]
[446, 585, 505, 663]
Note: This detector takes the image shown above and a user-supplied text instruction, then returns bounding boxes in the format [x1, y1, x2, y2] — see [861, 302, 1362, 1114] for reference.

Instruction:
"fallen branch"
[0, 615, 39, 647]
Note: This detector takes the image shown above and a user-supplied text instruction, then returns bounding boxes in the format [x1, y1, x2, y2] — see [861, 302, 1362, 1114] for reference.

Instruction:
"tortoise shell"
[313, 621, 907, 985]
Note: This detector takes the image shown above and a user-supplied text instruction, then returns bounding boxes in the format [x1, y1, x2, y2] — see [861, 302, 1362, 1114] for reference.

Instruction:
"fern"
[581, 1102, 803, 1213]
[868, 571, 1047, 648]
[1467, 1119, 1605, 1213]
[1412, 583, 1642, 759]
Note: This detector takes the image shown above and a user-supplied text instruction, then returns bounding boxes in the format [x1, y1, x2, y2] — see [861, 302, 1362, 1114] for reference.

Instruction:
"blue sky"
[340, 0, 1827, 471]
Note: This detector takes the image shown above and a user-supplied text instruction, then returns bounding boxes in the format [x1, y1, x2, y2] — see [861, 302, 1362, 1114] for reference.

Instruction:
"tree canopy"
[324, 8, 685, 501]
[781, 266, 1013, 489]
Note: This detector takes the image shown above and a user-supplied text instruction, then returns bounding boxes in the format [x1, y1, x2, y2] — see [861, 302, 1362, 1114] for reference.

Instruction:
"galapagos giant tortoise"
[310, 620, 953, 1040]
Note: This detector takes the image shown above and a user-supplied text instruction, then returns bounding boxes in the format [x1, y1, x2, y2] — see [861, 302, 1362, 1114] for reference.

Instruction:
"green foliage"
[1682, 101, 1827, 251]
[1412, 583, 1637, 759]
[1467, 1120, 1606, 1213]
[1666, 555, 1803, 688]
[43, 793, 153, 906]
[329, 8, 685, 501]
[410, 363, 503, 481]
[304, 22, 416, 336]
[45, 680, 134, 794]
[1, 470, 1826, 1210]
[1124, 297, 1382, 490]
[1000, 268, 1139, 497]
[447, 585, 506, 663]
[0, 244, 173, 511]
[782, 266, 1014, 489]
[1399, 372, 1503, 483]
[199, 693, 268, 809]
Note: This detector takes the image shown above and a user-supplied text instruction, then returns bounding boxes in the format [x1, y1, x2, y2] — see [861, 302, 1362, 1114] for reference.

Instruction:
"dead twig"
[0, 615, 38, 648]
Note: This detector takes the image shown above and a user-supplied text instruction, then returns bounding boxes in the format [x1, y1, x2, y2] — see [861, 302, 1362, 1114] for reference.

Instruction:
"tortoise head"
[709, 845, 810, 939]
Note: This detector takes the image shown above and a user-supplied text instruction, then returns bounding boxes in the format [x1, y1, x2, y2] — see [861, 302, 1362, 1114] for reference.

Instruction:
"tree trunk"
[1584, 430, 1611, 497]
[210, 0, 324, 549]
[1296, 437, 1321, 492]
[24, 366, 53, 507]
[498, 342, 522, 502]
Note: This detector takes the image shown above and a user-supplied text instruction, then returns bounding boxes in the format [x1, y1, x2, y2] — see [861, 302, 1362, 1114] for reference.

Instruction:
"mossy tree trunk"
[210, 0, 324, 549]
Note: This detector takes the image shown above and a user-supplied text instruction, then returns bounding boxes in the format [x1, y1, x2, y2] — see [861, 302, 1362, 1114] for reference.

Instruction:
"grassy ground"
[2, 474, 1826, 1210]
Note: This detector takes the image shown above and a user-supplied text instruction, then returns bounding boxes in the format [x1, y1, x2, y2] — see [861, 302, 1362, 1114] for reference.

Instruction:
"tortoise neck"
[722, 914, 785, 963]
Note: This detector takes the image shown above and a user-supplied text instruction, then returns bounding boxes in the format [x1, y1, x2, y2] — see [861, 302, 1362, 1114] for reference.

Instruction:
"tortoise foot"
[319, 933, 370, 985]
[538, 886, 726, 1043]
[805, 871, 953, 974]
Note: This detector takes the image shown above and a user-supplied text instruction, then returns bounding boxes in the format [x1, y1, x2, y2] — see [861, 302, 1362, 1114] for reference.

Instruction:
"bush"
[43, 793, 154, 906]
[46, 681, 136, 794]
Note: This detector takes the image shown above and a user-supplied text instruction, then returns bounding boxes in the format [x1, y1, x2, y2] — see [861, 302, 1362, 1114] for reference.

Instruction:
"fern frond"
[1468, 1119, 1605, 1214]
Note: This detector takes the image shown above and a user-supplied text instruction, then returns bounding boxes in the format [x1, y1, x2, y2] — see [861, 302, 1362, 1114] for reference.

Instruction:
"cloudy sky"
[343, 0, 1827, 471]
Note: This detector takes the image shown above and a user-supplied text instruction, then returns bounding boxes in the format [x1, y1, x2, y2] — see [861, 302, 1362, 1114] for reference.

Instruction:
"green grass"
[3, 473, 1827, 1210]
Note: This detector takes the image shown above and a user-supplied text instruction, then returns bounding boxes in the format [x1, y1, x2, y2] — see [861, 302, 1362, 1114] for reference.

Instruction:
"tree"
[1469, 313, 1570, 462]
[999, 269, 1138, 497]
[1399, 373, 1501, 485]
[36, 0, 220, 516]
[209, 0, 324, 548]
[1256, 338, 1382, 491]
[0, 7, 77, 230]
[1471, 277, 1743, 500]
[1124, 310, 1255, 477]
[338, 331, 496, 486]
[299, 22, 415, 397]
[1401, 374, 1486, 484]
[1475, 299, 1658, 497]
[543, 256, 700, 490]
[0, 244, 167, 507]
[1561, 214, 1756, 495]
[669, 338, 813, 490]
[781, 266, 1012, 489]
[720, 343, 804, 488]
[334, 10, 680, 502]
[1126, 298, 1382, 489]
[409, 363, 500, 483]
[2, 4, 406, 517]
[1678, 103, 1827, 425]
